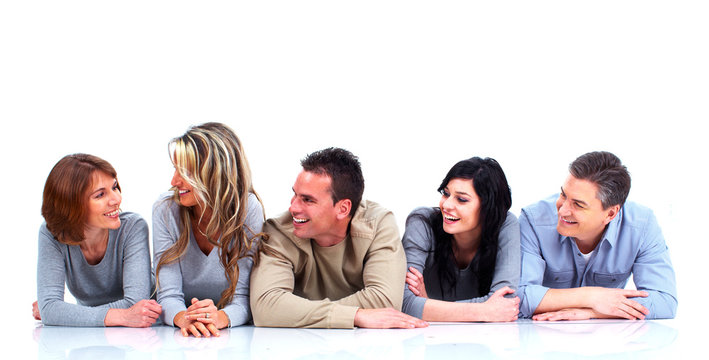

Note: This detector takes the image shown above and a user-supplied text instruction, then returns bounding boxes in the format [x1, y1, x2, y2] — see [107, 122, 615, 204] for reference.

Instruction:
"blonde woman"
[153, 122, 264, 337]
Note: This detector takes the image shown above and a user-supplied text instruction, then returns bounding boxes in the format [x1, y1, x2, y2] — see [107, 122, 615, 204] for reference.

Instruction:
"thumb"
[493, 286, 515, 297]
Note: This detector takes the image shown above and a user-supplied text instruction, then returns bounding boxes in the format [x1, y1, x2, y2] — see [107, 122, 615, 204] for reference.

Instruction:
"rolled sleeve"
[518, 209, 550, 318]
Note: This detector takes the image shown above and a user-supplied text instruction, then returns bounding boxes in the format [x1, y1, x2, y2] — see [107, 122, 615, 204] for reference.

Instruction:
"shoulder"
[38, 222, 62, 249]
[349, 200, 396, 240]
[152, 192, 178, 215]
[615, 201, 662, 239]
[118, 211, 147, 228]
[116, 212, 149, 242]
[246, 193, 264, 214]
[263, 211, 301, 247]
[520, 194, 558, 226]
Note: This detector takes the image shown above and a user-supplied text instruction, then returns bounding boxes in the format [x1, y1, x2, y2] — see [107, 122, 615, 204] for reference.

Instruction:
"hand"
[184, 298, 229, 329]
[175, 298, 226, 337]
[533, 308, 597, 321]
[586, 287, 649, 320]
[105, 299, 162, 327]
[32, 301, 41, 321]
[481, 287, 520, 322]
[353, 308, 429, 329]
[406, 267, 428, 298]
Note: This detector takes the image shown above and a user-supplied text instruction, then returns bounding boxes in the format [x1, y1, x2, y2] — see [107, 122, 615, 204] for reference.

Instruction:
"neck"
[313, 219, 350, 247]
[452, 228, 482, 252]
[81, 226, 108, 250]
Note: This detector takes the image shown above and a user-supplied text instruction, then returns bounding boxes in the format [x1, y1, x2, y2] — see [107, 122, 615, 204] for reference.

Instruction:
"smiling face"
[439, 178, 482, 243]
[85, 171, 122, 231]
[289, 170, 350, 246]
[171, 167, 199, 208]
[556, 175, 619, 247]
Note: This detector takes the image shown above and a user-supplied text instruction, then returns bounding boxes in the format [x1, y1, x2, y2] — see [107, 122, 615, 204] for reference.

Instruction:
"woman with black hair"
[402, 157, 520, 322]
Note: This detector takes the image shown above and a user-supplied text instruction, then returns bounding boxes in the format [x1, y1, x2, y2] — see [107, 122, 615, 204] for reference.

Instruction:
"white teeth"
[444, 215, 460, 221]
[179, 190, 190, 195]
[293, 217, 309, 223]
[104, 209, 119, 217]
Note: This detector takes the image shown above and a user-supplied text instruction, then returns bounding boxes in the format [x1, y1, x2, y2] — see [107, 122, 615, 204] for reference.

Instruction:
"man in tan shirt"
[250, 147, 428, 329]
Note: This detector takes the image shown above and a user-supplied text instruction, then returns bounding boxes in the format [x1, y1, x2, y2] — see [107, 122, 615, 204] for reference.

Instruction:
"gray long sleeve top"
[152, 192, 263, 327]
[401, 207, 520, 319]
[37, 212, 152, 326]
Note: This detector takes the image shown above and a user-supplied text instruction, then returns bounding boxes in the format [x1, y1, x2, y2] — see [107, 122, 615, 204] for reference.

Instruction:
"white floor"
[27, 318, 697, 359]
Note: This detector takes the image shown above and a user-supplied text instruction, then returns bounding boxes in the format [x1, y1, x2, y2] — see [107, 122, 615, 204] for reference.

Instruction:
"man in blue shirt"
[518, 151, 677, 320]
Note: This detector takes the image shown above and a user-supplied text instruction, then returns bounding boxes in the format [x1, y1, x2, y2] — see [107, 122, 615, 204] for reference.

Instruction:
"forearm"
[251, 288, 358, 328]
[535, 287, 595, 314]
[40, 300, 109, 327]
[421, 299, 490, 322]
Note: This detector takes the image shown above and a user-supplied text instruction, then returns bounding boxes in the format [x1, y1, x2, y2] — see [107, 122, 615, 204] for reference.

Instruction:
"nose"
[109, 188, 122, 206]
[441, 195, 454, 210]
[557, 198, 572, 216]
[289, 196, 300, 214]
[171, 170, 181, 187]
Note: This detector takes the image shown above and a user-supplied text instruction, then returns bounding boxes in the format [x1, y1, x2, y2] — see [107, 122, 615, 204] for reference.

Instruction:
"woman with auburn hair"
[402, 157, 521, 322]
[153, 122, 264, 337]
[35, 154, 161, 327]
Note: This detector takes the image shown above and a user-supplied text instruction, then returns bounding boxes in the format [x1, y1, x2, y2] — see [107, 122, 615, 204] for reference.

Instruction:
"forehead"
[562, 175, 601, 204]
[445, 178, 476, 194]
[294, 170, 332, 197]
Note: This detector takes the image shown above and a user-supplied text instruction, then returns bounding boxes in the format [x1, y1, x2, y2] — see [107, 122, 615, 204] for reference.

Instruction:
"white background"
[1, 0, 706, 343]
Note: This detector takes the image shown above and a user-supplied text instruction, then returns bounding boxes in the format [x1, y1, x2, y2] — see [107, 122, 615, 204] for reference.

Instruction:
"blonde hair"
[155, 122, 264, 309]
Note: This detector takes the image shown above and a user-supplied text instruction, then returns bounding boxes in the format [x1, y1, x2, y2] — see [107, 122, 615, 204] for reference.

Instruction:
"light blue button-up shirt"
[518, 195, 677, 319]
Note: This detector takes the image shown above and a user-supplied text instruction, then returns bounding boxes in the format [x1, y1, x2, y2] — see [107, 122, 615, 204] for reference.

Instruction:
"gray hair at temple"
[569, 151, 631, 209]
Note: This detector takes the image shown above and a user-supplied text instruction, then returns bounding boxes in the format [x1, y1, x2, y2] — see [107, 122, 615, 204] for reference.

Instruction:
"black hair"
[417, 157, 511, 296]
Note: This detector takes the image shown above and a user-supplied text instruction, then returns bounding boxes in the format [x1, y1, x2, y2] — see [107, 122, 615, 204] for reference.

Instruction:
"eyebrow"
[292, 188, 316, 201]
[560, 186, 589, 207]
[445, 187, 471, 197]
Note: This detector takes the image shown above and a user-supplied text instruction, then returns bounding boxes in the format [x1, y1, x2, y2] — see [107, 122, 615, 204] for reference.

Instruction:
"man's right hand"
[353, 308, 428, 329]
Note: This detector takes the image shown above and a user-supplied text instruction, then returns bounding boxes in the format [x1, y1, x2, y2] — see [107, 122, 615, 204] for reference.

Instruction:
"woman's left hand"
[184, 298, 228, 329]
[406, 267, 429, 298]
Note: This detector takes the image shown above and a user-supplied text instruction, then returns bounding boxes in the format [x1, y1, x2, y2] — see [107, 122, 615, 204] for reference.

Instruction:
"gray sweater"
[401, 207, 520, 319]
[36, 212, 152, 326]
[152, 192, 263, 327]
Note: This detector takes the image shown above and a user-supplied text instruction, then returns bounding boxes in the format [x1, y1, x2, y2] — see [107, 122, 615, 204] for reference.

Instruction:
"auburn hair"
[41, 154, 120, 245]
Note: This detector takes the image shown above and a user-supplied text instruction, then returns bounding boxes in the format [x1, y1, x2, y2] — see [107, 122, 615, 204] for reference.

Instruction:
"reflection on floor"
[33, 319, 681, 359]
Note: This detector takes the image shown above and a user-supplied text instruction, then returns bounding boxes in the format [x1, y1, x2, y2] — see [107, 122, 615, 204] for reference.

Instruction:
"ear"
[602, 204, 621, 225]
[335, 199, 352, 220]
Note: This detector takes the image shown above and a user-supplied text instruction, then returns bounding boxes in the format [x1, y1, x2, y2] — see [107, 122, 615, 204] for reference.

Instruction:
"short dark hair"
[42, 154, 120, 245]
[301, 147, 364, 217]
[569, 151, 631, 209]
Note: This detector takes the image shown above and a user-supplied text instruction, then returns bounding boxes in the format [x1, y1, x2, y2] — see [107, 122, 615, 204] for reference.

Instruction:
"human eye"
[94, 191, 105, 199]
[112, 183, 120, 192]
[457, 197, 469, 203]
[439, 189, 450, 197]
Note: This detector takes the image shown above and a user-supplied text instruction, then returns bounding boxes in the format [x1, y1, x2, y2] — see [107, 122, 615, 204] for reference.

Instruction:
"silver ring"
[205, 313, 210, 319]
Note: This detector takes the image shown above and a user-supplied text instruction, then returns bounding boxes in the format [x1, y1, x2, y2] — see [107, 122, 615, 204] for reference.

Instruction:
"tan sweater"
[250, 200, 406, 328]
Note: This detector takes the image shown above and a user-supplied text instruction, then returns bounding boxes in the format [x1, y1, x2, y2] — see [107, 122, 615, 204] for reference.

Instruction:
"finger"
[206, 323, 220, 337]
[622, 290, 649, 298]
[181, 327, 189, 337]
[194, 322, 212, 337]
[620, 303, 646, 320]
[492, 286, 515, 297]
[189, 324, 202, 337]
[626, 299, 649, 315]
[405, 276, 419, 287]
[409, 267, 424, 279]
[408, 285, 420, 296]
